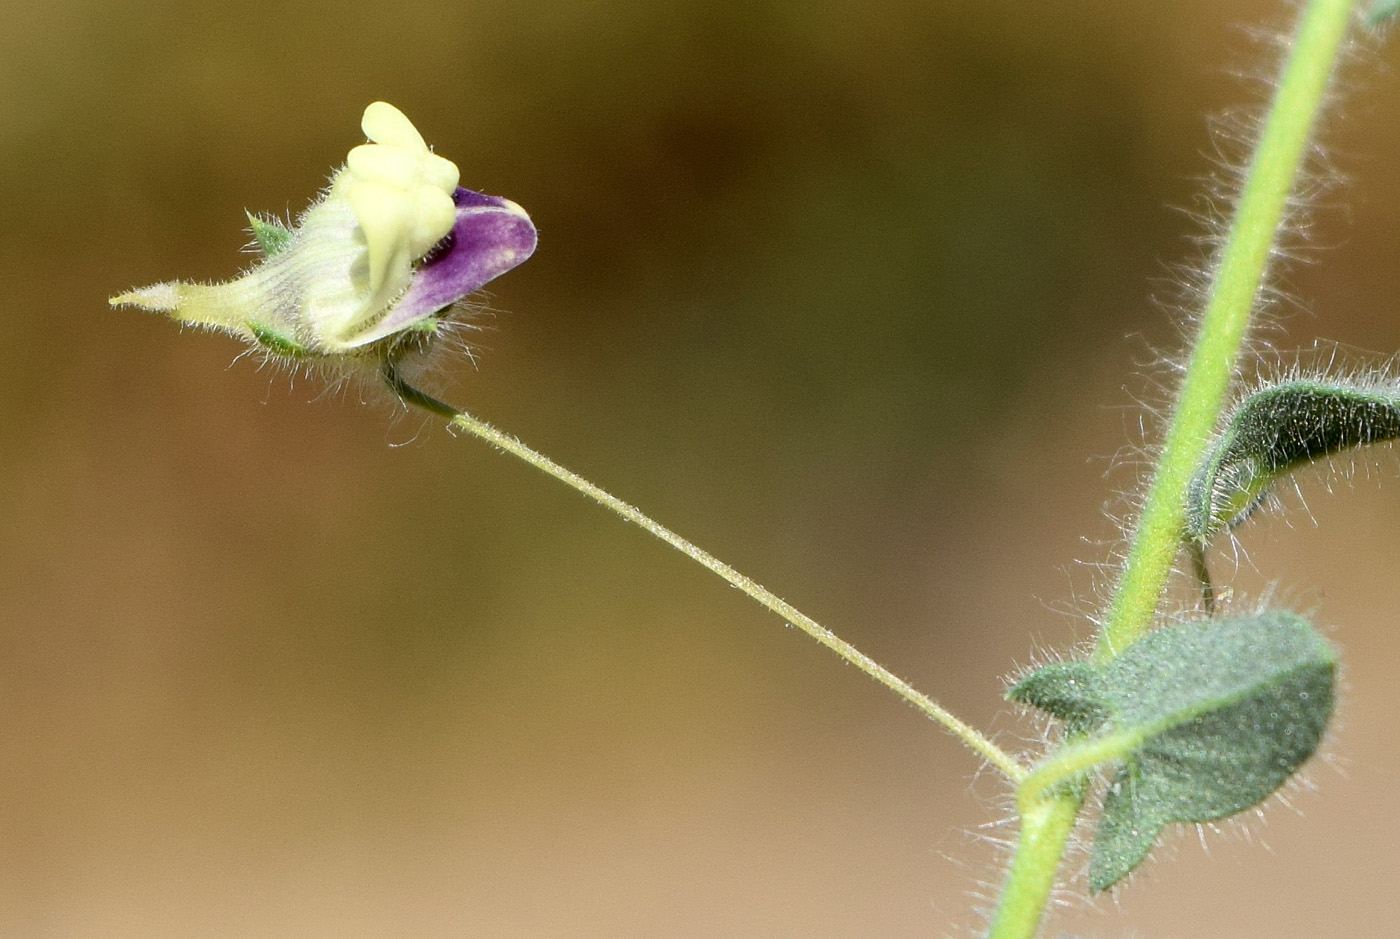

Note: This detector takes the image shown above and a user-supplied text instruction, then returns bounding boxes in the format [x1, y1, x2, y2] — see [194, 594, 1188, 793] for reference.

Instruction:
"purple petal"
[352, 187, 537, 346]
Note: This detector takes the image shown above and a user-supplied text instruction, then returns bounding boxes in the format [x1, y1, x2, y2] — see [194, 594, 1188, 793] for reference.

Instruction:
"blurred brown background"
[2, 0, 1399, 936]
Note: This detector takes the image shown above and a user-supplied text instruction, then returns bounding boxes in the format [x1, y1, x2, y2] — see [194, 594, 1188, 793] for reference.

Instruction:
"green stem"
[986, 1, 1356, 935]
[1095, 0, 1354, 662]
[1014, 729, 1144, 817]
[383, 362, 1027, 782]
[1190, 540, 1217, 614]
[986, 792, 1081, 939]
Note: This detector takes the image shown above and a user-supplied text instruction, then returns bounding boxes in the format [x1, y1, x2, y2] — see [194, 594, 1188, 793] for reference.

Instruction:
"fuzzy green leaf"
[1087, 611, 1335, 890]
[1006, 662, 1109, 737]
[1370, 0, 1400, 26]
[246, 212, 295, 257]
[1185, 379, 1400, 542]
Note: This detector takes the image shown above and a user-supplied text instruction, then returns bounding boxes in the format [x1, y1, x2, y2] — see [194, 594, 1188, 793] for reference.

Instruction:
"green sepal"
[1006, 661, 1110, 738]
[246, 212, 295, 257]
[249, 321, 312, 358]
[1086, 611, 1335, 890]
[1185, 379, 1400, 542]
[1369, 0, 1400, 27]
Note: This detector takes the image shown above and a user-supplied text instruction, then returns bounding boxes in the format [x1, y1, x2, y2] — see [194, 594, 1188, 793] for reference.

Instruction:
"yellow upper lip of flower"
[344, 102, 461, 301]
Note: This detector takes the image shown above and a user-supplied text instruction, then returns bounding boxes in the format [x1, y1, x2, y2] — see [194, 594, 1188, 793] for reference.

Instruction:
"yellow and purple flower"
[112, 102, 537, 366]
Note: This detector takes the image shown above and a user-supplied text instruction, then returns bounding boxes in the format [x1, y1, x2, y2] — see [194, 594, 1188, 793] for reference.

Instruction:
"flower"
[111, 102, 537, 362]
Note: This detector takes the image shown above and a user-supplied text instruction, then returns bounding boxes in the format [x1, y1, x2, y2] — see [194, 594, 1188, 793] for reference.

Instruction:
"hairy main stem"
[1096, 0, 1354, 661]
[986, 1, 1356, 936]
[385, 365, 1026, 782]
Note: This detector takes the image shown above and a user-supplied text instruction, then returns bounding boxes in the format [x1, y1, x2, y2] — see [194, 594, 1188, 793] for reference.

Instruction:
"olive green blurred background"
[3, 0, 1400, 936]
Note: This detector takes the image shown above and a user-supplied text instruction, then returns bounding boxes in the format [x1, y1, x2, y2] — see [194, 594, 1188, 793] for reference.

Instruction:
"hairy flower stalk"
[112, 102, 538, 368]
[112, 101, 1020, 780]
